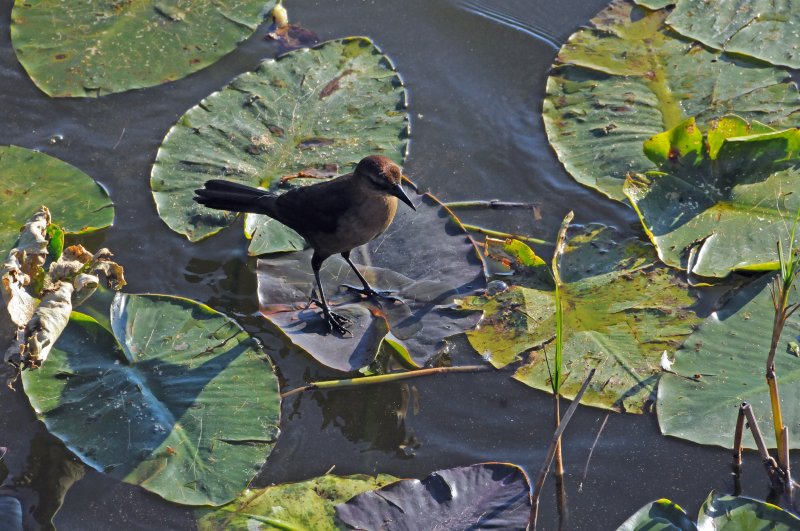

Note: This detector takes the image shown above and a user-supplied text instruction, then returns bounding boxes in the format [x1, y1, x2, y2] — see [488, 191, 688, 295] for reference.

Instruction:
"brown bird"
[193, 155, 416, 334]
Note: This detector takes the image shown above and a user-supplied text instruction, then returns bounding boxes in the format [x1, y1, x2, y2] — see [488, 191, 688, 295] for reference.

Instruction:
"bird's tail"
[194, 179, 276, 214]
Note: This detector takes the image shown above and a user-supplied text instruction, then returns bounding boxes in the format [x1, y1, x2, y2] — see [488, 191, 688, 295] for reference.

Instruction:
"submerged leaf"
[0, 146, 114, 258]
[626, 116, 800, 278]
[543, 0, 800, 202]
[152, 37, 408, 245]
[256, 194, 483, 372]
[457, 225, 700, 413]
[21, 294, 281, 506]
[11, 0, 277, 97]
[335, 463, 531, 531]
[658, 274, 800, 449]
[196, 474, 397, 530]
[616, 498, 696, 530]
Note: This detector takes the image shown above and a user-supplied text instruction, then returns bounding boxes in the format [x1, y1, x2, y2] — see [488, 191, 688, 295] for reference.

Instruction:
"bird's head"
[355, 155, 416, 210]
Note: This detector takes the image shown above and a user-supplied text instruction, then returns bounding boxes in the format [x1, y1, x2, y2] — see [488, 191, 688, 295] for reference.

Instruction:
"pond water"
[0, 0, 786, 528]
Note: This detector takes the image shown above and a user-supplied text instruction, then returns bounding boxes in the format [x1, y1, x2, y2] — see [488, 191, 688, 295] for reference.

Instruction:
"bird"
[193, 155, 416, 335]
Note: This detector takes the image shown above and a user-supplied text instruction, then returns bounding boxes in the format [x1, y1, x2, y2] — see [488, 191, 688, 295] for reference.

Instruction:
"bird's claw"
[323, 309, 351, 335]
[341, 284, 402, 302]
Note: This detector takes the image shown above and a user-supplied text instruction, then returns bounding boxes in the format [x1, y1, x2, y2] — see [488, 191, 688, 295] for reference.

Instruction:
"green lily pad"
[634, 0, 800, 70]
[698, 491, 800, 529]
[542, 0, 800, 202]
[335, 463, 531, 530]
[10, 0, 276, 97]
[256, 194, 483, 372]
[0, 145, 114, 258]
[658, 274, 800, 449]
[626, 116, 800, 278]
[456, 225, 701, 413]
[151, 37, 409, 245]
[196, 473, 398, 530]
[616, 498, 696, 531]
[21, 294, 281, 506]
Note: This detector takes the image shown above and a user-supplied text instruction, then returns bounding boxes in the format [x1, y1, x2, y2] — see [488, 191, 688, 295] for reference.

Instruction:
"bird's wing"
[270, 174, 353, 235]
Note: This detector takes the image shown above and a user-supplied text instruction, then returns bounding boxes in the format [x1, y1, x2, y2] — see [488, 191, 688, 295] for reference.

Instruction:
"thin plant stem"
[733, 404, 746, 496]
[579, 413, 610, 492]
[528, 368, 596, 531]
[444, 199, 538, 210]
[280, 365, 491, 398]
[741, 402, 780, 483]
[460, 223, 551, 246]
[554, 396, 564, 478]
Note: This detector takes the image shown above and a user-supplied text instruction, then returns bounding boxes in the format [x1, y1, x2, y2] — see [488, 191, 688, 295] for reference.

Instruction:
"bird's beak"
[390, 183, 416, 210]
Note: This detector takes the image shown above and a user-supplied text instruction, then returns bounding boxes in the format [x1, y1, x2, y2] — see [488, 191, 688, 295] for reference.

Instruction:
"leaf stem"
[280, 365, 491, 398]
[443, 200, 538, 210]
[459, 224, 552, 246]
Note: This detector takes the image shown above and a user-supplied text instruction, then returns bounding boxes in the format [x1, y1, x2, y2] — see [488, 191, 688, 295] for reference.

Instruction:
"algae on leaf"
[543, 0, 800, 202]
[152, 37, 409, 248]
[21, 294, 281, 506]
[197, 473, 397, 530]
[626, 115, 800, 278]
[0, 146, 114, 259]
[457, 225, 700, 413]
[11, 0, 276, 97]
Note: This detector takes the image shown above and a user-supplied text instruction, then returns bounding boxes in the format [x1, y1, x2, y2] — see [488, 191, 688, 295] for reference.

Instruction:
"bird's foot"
[341, 284, 402, 302]
[307, 297, 352, 335]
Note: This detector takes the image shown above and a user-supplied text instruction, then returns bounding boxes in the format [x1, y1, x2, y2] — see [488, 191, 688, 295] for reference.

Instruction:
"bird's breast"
[315, 194, 398, 256]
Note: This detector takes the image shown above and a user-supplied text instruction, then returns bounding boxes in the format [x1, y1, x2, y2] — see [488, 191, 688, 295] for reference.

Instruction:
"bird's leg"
[311, 253, 351, 335]
[340, 251, 401, 301]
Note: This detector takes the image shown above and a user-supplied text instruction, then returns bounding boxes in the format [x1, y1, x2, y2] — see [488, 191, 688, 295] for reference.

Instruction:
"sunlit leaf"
[256, 194, 483, 372]
[626, 116, 800, 278]
[456, 225, 700, 413]
[11, 0, 276, 97]
[21, 295, 280, 506]
[616, 498, 696, 531]
[0, 146, 113, 258]
[196, 474, 397, 530]
[697, 491, 800, 529]
[658, 274, 800, 449]
[543, 0, 800, 202]
[151, 37, 408, 246]
[336, 463, 530, 530]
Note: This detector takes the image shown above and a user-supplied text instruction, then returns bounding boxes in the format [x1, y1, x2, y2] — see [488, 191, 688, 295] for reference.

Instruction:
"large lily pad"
[11, 0, 276, 97]
[542, 0, 800, 202]
[626, 116, 800, 278]
[152, 37, 409, 245]
[0, 146, 114, 258]
[335, 463, 531, 530]
[21, 294, 281, 506]
[456, 225, 701, 413]
[658, 274, 800, 449]
[257, 194, 483, 372]
[196, 473, 398, 530]
[635, 0, 800, 70]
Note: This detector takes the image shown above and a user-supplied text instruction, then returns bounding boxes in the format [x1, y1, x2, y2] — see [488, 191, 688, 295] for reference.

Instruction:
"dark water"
[0, 0, 787, 529]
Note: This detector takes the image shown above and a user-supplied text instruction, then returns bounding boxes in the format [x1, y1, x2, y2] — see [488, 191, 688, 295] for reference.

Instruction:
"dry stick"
[781, 427, 794, 504]
[460, 223, 552, 246]
[280, 365, 491, 398]
[733, 404, 747, 496]
[444, 200, 538, 210]
[579, 413, 610, 493]
[528, 368, 596, 531]
[741, 402, 780, 484]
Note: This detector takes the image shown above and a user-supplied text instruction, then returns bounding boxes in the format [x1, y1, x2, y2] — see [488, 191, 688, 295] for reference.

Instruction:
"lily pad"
[256, 194, 483, 372]
[0, 495, 23, 531]
[151, 37, 409, 245]
[335, 463, 531, 530]
[196, 473, 398, 530]
[11, 0, 276, 97]
[626, 116, 800, 278]
[21, 294, 281, 506]
[456, 225, 701, 413]
[0, 146, 114, 258]
[616, 498, 696, 531]
[542, 0, 800, 202]
[698, 491, 800, 529]
[658, 274, 800, 449]
[635, 0, 800, 70]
